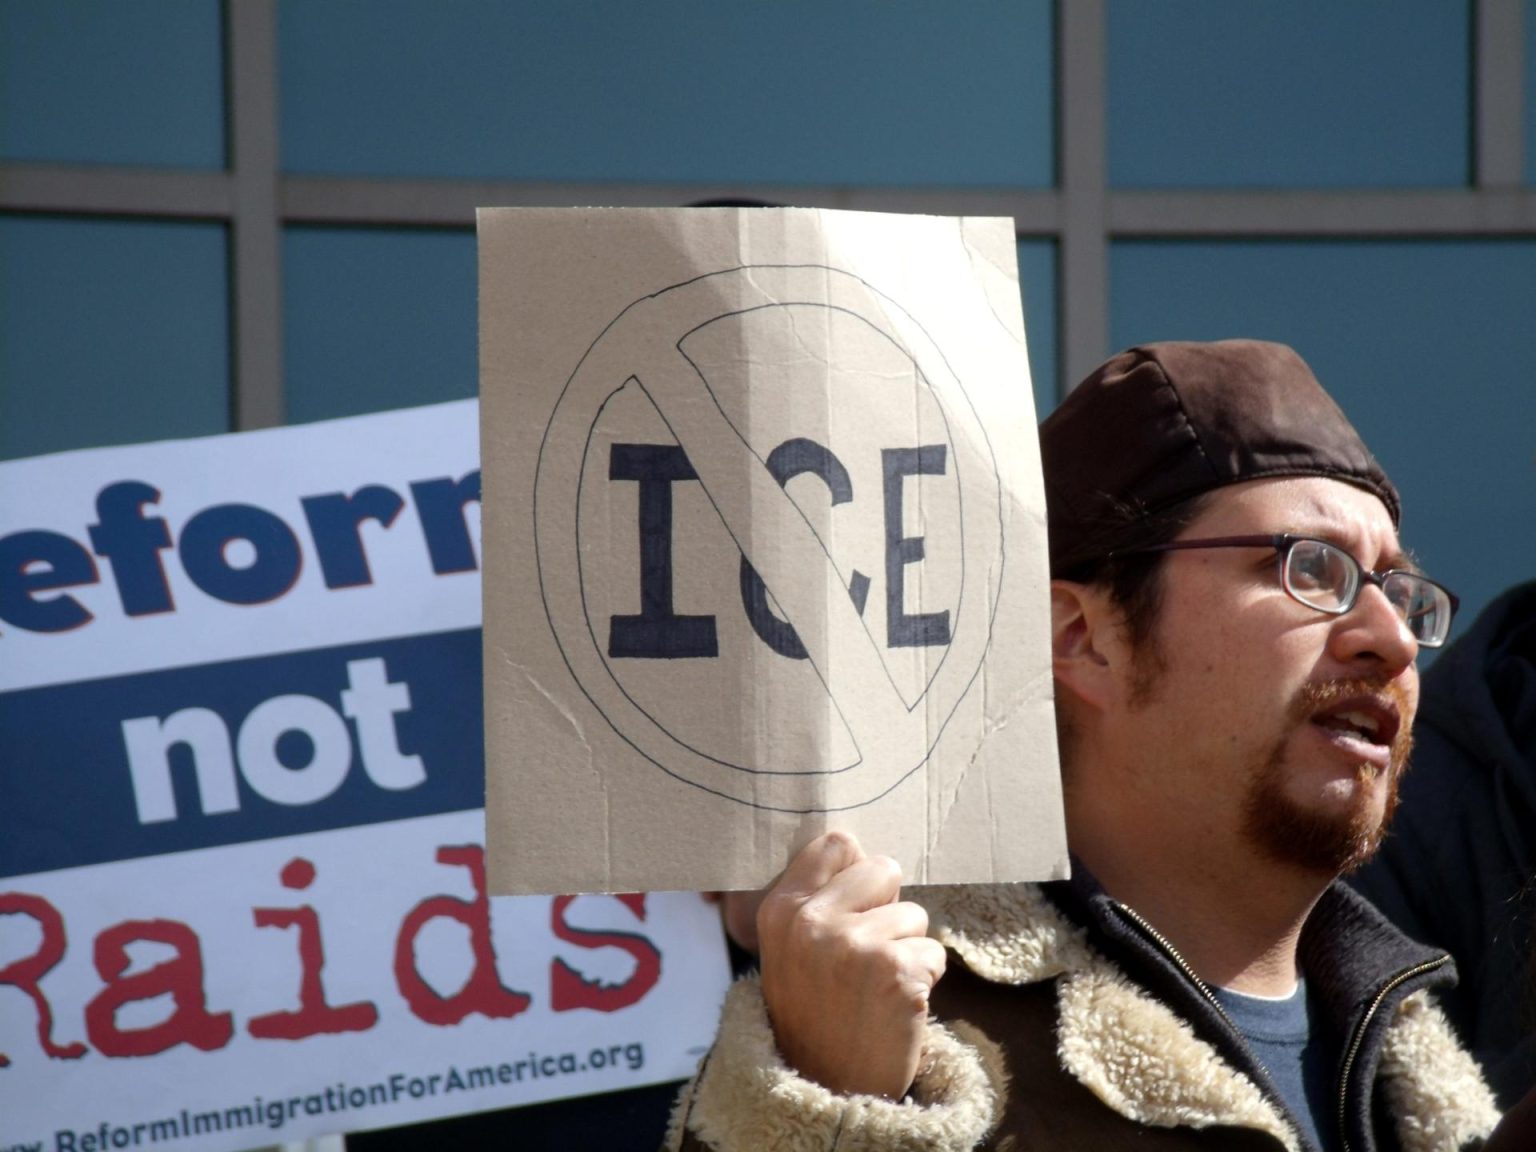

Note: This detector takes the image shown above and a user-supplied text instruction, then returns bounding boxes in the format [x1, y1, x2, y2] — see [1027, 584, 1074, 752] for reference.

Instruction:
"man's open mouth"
[1310, 697, 1400, 751]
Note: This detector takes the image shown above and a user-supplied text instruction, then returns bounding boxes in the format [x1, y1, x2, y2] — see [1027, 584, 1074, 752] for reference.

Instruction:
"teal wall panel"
[1108, 1, 1470, 188]
[1018, 239, 1058, 415]
[0, 216, 230, 461]
[278, 0, 1054, 187]
[283, 227, 478, 424]
[0, 0, 225, 169]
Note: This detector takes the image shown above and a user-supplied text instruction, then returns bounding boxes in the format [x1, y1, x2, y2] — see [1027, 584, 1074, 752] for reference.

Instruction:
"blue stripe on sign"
[0, 628, 484, 879]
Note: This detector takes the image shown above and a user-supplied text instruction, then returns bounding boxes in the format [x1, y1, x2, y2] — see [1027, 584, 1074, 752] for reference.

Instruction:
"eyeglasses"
[1112, 533, 1460, 648]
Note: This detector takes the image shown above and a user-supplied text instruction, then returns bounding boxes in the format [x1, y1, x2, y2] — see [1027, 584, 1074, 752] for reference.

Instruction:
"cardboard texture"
[479, 207, 1067, 895]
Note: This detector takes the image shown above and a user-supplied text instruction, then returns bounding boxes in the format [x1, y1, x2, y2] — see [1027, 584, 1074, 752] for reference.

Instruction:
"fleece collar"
[917, 882, 1499, 1152]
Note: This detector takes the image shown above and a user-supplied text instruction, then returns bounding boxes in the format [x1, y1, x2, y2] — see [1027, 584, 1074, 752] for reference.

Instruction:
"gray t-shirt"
[1212, 980, 1337, 1152]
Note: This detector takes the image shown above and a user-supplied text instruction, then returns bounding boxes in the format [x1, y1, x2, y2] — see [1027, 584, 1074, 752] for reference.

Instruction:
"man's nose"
[1328, 582, 1418, 676]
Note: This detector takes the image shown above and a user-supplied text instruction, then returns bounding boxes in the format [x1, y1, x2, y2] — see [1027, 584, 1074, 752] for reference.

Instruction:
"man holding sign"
[670, 341, 1536, 1150]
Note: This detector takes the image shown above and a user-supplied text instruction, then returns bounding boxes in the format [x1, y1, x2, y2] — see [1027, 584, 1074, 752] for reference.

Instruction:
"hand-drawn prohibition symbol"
[534, 265, 1005, 813]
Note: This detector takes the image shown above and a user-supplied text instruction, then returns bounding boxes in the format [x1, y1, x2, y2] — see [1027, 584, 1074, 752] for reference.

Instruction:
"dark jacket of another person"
[1354, 579, 1536, 1106]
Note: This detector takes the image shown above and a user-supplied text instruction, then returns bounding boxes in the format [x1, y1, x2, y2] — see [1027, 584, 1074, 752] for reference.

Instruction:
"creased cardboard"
[479, 207, 1066, 895]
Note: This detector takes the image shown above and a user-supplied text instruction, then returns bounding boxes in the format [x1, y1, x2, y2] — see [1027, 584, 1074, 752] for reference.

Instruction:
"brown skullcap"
[1041, 339, 1399, 575]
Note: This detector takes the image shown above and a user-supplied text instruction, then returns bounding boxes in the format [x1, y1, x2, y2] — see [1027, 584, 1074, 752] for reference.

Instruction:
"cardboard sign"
[0, 403, 730, 1151]
[479, 207, 1067, 895]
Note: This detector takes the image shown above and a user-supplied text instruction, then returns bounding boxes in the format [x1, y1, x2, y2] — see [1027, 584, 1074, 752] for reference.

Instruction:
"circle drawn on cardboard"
[534, 265, 1005, 813]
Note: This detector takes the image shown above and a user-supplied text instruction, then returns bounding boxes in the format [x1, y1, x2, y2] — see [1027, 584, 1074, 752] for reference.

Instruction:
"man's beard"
[1241, 678, 1414, 876]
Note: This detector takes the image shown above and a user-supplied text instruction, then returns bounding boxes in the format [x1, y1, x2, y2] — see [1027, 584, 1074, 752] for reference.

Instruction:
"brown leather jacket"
[667, 871, 1502, 1152]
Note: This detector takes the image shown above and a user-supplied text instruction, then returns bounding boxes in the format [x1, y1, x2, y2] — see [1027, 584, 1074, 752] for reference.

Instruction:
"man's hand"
[755, 831, 946, 1100]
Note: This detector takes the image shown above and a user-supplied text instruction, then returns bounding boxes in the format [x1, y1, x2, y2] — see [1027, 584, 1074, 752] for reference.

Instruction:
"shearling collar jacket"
[668, 870, 1500, 1152]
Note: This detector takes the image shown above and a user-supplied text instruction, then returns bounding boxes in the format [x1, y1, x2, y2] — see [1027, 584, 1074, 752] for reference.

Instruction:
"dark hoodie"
[1352, 580, 1536, 1107]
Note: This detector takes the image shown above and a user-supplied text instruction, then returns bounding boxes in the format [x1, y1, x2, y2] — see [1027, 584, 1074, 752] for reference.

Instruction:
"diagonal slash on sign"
[631, 330, 922, 748]
[534, 264, 1005, 813]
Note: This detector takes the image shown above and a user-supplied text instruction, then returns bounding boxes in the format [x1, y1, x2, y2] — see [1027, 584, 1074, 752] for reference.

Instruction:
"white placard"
[0, 401, 730, 1151]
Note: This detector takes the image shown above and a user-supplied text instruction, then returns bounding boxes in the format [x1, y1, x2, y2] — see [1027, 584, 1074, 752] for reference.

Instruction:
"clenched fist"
[754, 831, 947, 1100]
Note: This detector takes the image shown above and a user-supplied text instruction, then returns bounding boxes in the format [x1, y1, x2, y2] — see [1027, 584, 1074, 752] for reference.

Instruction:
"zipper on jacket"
[1334, 954, 1450, 1152]
[1111, 901, 1318, 1152]
[1116, 900, 1453, 1152]
[1109, 902, 1244, 1037]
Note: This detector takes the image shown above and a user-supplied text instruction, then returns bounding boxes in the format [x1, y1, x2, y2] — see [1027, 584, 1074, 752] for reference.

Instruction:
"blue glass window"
[282, 227, 478, 424]
[0, 0, 225, 169]
[1017, 239, 1058, 416]
[1109, 239, 1536, 630]
[1108, 1, 1470, 188]
[278, 0, 1054, 187]
[0, 216, 230, 461]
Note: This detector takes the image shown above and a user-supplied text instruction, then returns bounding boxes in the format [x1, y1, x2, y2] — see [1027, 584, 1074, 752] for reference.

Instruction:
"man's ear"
[1052, 580, 1119, 713]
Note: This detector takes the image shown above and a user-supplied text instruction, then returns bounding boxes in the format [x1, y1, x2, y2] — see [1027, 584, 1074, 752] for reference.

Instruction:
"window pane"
[1108, 1, 1470, 188]
[0, 216, 229, 461]
[1109, 240, 1536, 631]
[278, 0, 1054, 187]
[0, 0, 225, 169]
[1017, 239, 1058, 416]
[283, 228, 478, 424]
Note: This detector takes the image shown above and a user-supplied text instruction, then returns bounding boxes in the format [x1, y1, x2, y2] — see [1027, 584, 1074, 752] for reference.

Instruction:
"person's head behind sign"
[1041, 339, 1451, 888]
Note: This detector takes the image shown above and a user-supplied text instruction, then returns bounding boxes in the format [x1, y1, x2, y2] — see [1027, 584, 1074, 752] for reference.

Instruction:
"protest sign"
[479, 207, 1068, 895]
[0, 402, 730, 1152]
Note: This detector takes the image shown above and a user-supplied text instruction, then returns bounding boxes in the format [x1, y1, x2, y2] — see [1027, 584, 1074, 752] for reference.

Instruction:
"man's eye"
[1389, 578, 1432, 617]
[1291, 549, 1336, 588]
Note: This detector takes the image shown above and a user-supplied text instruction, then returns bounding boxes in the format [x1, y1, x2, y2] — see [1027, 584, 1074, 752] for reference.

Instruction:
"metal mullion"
[278, 175, 1061, 230]
[227, 0, 283, 432]
[1475, 0, 1526, 188]
[1057, 0, 1108, 396]
[0, 164, 233, 218]
[1109, 188, 1536, 235]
